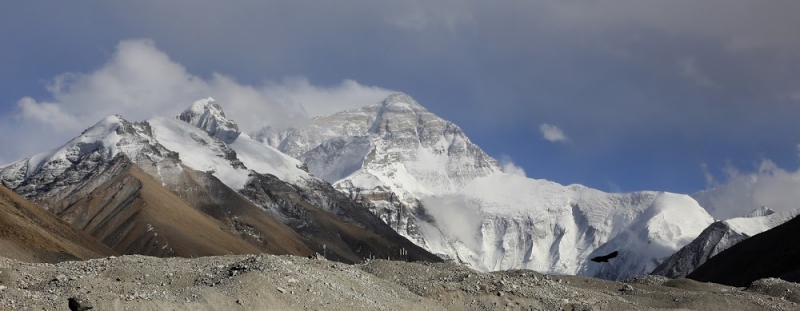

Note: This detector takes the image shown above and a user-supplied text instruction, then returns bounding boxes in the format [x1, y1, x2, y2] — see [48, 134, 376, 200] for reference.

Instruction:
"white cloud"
[16, 97, 82, 131]
[700, 162, 716, 187]
[694, 159, 800, 220]
[539, 123, 569, 143]
[262, 77, 394, 118]
[420, 195, 483, 252]
[498, 155, 527, 177]
[2, 39, 393, 163]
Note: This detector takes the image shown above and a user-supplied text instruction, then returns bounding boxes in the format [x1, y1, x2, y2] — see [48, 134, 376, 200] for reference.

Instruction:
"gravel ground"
[0, 254, 797, 310]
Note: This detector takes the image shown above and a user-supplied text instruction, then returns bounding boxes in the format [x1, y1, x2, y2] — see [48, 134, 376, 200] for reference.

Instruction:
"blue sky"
[3, 1, 800, 203]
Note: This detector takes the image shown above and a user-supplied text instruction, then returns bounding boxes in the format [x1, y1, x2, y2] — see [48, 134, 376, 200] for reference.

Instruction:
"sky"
[2, 1, 800, 216]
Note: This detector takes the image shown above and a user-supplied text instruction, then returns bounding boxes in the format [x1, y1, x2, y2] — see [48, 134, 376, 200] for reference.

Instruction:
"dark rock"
[68, 295, 93, 311]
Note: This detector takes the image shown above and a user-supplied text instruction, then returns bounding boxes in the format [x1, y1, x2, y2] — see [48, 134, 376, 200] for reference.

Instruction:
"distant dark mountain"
[688, 214, 800, 287]
[0, 184, 116, 262]
[653, 208, 792, 279]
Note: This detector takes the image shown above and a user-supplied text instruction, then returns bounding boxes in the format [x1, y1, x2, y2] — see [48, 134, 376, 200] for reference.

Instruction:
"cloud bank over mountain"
[1, 39, 392, 164]
[3, 1, 800, 194]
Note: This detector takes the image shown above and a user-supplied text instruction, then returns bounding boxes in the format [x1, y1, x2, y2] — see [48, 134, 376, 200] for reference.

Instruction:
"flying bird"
[590, 251, 618, 263]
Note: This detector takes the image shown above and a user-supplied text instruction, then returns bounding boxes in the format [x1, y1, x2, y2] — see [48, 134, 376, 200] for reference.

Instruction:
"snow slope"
[579, 193, 713, 280]
[259, 93, 713, 280]
[157, 99, 312, 188]
[0, 115, 171, 202]
[0, 100, 313, 205]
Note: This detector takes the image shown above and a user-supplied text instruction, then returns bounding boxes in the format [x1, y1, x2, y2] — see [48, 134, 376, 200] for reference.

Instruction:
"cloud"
[16, 97, 82, 131]
[262, 77, 394, 118]
[4, 2, 800, 192]
[545, 1, 800, 53]
[498, 155, 527, 177]
[539, 123, 568, 143]
[420, 195, 483, 252]
[679, 58, 719, 88]
[694, 159, 800, 220]
[385, 1, 474, 32]
[1, 39, 392, 164]
[700, 162, 716, 187]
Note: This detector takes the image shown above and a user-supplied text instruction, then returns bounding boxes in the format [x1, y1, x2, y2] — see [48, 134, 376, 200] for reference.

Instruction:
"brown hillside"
[0, 185, 116, 262]
[161, 166, 313, 256]
[48, 155, 262, 257]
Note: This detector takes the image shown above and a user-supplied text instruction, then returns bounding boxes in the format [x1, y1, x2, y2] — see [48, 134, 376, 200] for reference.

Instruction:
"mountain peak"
[379, 93, 426, 111]
[177, 98, 240, 143]
[745, 206, 776, 218]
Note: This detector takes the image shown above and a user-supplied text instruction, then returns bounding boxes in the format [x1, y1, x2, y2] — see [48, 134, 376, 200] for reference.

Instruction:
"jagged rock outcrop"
[177, 97, 241, 143]
[651, 222, 748, 278]
[688, 213, 800, 286]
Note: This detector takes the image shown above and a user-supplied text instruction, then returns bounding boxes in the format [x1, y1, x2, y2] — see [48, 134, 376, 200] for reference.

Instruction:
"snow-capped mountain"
[0, 98, 440, 263]
[257, 93, 714, 280]
[652, 206, 796, 278]
[0, 115, 282, 256]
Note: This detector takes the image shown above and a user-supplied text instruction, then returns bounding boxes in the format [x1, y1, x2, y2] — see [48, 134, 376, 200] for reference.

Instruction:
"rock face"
[257, 93, 713, 280]
[652, 207, 794, 278]
[651, 222, 749, 279]
[688, 212, 800, 287]
[0, 100, 440, 264]
[177, 97, 241, 143]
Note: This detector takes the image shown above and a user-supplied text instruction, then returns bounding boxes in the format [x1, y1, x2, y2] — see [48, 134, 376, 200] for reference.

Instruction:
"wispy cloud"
[420, 195, 483, 252]
[679, 58, 719, 88]
[539, 123, 569, 143]
[262, 77, 394, 118]
[498, 154, 527, 177]
[695, 159, 800, 220]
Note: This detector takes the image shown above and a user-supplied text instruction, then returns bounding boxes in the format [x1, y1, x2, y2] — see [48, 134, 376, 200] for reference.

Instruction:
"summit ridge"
[177, 97, 241, 143]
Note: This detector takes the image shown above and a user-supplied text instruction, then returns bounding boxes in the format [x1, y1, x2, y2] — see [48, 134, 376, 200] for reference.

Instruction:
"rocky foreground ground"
[1, 254, 799, 310]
